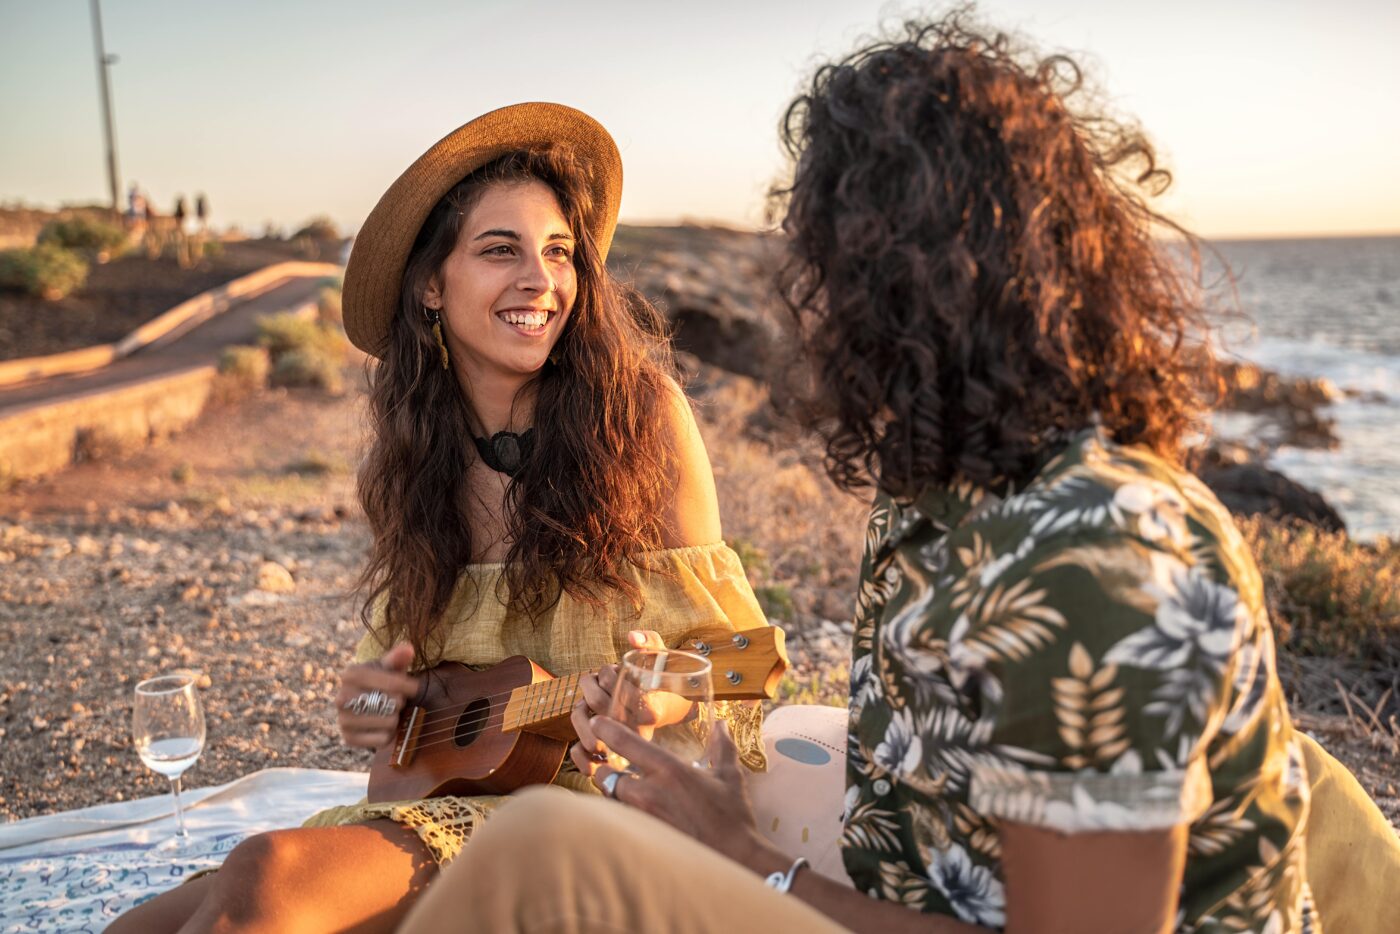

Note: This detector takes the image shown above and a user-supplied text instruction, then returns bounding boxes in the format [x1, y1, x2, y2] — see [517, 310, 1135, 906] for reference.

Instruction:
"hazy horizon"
[3, 0, 1398, 240]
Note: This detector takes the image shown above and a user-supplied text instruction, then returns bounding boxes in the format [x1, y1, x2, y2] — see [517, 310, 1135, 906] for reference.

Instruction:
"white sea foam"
[1206, 236, 1400, 541]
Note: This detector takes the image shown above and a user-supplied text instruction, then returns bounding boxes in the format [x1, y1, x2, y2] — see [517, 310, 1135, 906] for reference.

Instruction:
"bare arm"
[1000, 821, 1187, 934]
[590, 717, 1188, 934]
[657, 378, 723, 548]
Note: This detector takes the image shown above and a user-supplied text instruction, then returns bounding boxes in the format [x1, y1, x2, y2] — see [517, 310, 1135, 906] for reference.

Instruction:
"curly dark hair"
[357, 148, 677, 663]
[774, 10, 1214, 499]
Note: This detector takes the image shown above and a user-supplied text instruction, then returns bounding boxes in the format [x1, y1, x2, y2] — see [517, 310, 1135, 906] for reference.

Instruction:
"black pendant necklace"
[473, 428, 534, 477]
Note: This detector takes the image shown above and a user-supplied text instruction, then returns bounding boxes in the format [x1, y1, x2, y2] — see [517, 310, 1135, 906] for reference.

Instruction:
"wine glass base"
[151, 831, 198, 856]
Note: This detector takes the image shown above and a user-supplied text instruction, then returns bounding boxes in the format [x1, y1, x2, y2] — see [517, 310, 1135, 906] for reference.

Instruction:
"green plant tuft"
[0, 243, 89, 300]
[272, 349, 345, 394]
[754, 583, 795, 621]
[216, 345, 271, 397]
[37, 215, 127, 260]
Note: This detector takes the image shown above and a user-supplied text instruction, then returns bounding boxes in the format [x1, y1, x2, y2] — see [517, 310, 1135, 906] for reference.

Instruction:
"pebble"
[256, 561, 296, 594]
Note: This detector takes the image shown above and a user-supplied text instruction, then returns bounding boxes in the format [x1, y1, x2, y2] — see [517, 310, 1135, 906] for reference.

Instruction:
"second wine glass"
[606, 648, 714, 771]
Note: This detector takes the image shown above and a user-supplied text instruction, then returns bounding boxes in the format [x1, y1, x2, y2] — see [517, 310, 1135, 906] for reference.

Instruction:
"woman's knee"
[201, 829, 312, 926]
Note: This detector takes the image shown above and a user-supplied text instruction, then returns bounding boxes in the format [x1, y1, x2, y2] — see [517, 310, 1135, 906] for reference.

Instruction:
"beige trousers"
[398, 785, 850, 933]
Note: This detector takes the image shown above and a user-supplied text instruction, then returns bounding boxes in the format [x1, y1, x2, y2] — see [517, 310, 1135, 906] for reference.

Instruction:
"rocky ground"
[1, 224, 1395, 830]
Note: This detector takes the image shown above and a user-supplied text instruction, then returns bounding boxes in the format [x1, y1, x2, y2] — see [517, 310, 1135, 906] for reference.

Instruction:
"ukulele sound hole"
[454, 699, 491, 748]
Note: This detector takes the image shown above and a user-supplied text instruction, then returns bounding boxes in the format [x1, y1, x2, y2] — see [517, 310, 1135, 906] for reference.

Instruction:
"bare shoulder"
[657, 376, 722, 549]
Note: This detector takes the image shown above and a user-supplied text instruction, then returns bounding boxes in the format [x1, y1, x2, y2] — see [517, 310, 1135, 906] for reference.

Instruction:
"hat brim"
[342, 102, 622, 358]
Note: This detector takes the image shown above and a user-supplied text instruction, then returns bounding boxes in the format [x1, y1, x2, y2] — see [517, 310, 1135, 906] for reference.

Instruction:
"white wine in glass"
[606, 648, 714, 771]
[133, 672, 206, 851]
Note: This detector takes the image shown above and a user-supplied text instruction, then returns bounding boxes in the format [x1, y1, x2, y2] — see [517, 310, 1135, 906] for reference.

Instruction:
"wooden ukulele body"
[367, 656, 567, 803]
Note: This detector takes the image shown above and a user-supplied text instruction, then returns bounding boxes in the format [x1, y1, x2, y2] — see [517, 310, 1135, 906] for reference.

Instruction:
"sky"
[2, 0, 1398, 240]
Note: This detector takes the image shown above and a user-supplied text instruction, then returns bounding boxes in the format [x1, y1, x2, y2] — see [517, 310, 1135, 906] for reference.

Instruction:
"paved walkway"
[0, 275, 326, 417]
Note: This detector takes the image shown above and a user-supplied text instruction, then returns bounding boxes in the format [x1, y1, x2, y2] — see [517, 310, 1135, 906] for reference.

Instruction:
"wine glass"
[606, 648, 714, 771]
[133, 672, 207, 851]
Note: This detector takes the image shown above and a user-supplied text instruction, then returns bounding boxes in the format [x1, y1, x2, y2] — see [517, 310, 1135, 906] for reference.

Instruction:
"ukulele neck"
[502, 672, 586, 741]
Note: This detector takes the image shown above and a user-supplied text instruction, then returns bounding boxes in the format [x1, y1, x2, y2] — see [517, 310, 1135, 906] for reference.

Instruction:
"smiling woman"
[107, 102, 769, 933]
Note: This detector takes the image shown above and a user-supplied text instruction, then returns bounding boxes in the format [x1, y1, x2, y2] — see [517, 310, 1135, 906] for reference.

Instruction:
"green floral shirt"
[842, 429, 1319, 933]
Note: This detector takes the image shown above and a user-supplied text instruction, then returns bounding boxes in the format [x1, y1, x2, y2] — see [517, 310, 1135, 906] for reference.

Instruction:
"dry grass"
[688, 363, 869, 631]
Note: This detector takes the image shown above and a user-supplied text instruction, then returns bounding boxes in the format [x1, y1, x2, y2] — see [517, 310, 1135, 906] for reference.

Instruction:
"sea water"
[1207, 236, 1400, 542]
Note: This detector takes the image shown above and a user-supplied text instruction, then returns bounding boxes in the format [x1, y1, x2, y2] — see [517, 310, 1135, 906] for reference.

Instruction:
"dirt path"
[0, 275, 326, 417]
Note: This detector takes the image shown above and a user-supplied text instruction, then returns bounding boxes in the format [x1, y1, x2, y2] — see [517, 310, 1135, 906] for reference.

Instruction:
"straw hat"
[341, 102, 623, 357]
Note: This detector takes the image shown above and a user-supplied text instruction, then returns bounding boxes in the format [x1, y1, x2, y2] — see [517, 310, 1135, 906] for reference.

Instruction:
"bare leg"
[107, 819, 436, 934]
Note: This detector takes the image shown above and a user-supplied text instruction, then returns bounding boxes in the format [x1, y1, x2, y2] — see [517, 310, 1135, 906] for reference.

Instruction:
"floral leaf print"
[925, 843, 1006, 928]
[1052, 642, 1131, 768]
[1105, 554, 1244, 743]
[1189, 794, 1257, 857]
[877, 859, 933, 909]
[1112, 480, 1191, 550]
[956, 576, 1067, 665]
[953, 802, 1002, 860]
[842, 800, 904, 853]
[874, 707, 924, 777]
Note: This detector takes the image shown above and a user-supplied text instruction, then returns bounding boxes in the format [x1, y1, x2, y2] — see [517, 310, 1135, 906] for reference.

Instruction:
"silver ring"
[345, 690, 397, 718]
[600, 771, 623, 798]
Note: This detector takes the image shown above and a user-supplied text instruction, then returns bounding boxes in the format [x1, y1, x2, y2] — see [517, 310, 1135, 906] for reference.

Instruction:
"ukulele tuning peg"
[692, 640, 712, 656]
[730, 634, 750, 650]
[726, 670, 742, 685]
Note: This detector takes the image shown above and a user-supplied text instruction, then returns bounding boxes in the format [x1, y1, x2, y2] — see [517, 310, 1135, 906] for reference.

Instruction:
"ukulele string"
[392, 678, 699, 752]
[368, 636, 715, 723]
[394, 672, 722, 754]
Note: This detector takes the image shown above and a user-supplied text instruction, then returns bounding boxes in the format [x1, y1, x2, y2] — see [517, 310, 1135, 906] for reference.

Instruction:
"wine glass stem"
[170, 775, 188, 838]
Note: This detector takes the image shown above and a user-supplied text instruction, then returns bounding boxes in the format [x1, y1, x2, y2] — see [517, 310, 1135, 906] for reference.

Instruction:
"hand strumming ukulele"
[367, 626, 788, 803]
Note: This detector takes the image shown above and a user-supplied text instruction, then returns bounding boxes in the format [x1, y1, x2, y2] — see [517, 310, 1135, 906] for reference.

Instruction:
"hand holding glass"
[133, 673, 207, 850]
[606, 648, 714, 771]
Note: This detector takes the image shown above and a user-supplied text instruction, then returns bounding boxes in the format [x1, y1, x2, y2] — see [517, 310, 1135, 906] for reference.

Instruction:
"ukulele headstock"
[677, 626, 789, 700]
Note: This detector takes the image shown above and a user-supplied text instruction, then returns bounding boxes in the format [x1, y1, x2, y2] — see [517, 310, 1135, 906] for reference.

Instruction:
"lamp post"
[90, 0, 120, 212]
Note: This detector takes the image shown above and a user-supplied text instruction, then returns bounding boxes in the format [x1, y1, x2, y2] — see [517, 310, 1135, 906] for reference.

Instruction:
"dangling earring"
[425, 307, 449, 371]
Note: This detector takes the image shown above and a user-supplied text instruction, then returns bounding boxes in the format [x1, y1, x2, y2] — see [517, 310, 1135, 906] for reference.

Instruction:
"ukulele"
[367, 625, 788, 802]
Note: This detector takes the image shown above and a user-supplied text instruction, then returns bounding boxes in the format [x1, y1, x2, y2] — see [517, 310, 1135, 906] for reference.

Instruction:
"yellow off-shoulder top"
[305, 542, 770, 864]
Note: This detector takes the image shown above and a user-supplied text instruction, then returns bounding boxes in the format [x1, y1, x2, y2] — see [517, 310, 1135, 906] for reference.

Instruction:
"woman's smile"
[496, 305, 555, 336]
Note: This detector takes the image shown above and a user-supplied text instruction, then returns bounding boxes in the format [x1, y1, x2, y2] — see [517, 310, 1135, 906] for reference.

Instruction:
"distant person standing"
[193, 192, 211, 260]
[125, 183, 147, 231]
[172, 195, 193, 268]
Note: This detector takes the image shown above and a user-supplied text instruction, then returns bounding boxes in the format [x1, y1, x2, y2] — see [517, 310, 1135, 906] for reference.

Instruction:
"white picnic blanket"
[0, 768, 368, 933]
[0, 705, 851, 932]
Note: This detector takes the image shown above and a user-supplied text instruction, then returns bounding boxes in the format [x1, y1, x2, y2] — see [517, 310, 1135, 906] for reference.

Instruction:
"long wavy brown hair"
[357, 148, 677, 663]
[774, 10, 1215, 500]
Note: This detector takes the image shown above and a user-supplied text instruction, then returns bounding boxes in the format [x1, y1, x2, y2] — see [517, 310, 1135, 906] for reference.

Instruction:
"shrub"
[1241, 517, 1400, 665]
[256, 312, 345, 360]
[217, 345, 271, 394]
[37, 215, 127, 260]
[317, 285, 343, 325]
[0, 243, 89, 300]
[254, 312, 347, 393]
[272, 349, 344, 393]
[285, 450, 341, 476]
[293, 216, 340, 241]
[754, 583, 795, 621]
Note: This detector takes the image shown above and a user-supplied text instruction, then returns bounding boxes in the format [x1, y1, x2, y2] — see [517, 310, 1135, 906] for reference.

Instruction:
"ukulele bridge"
[393, 706, 425, 768]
